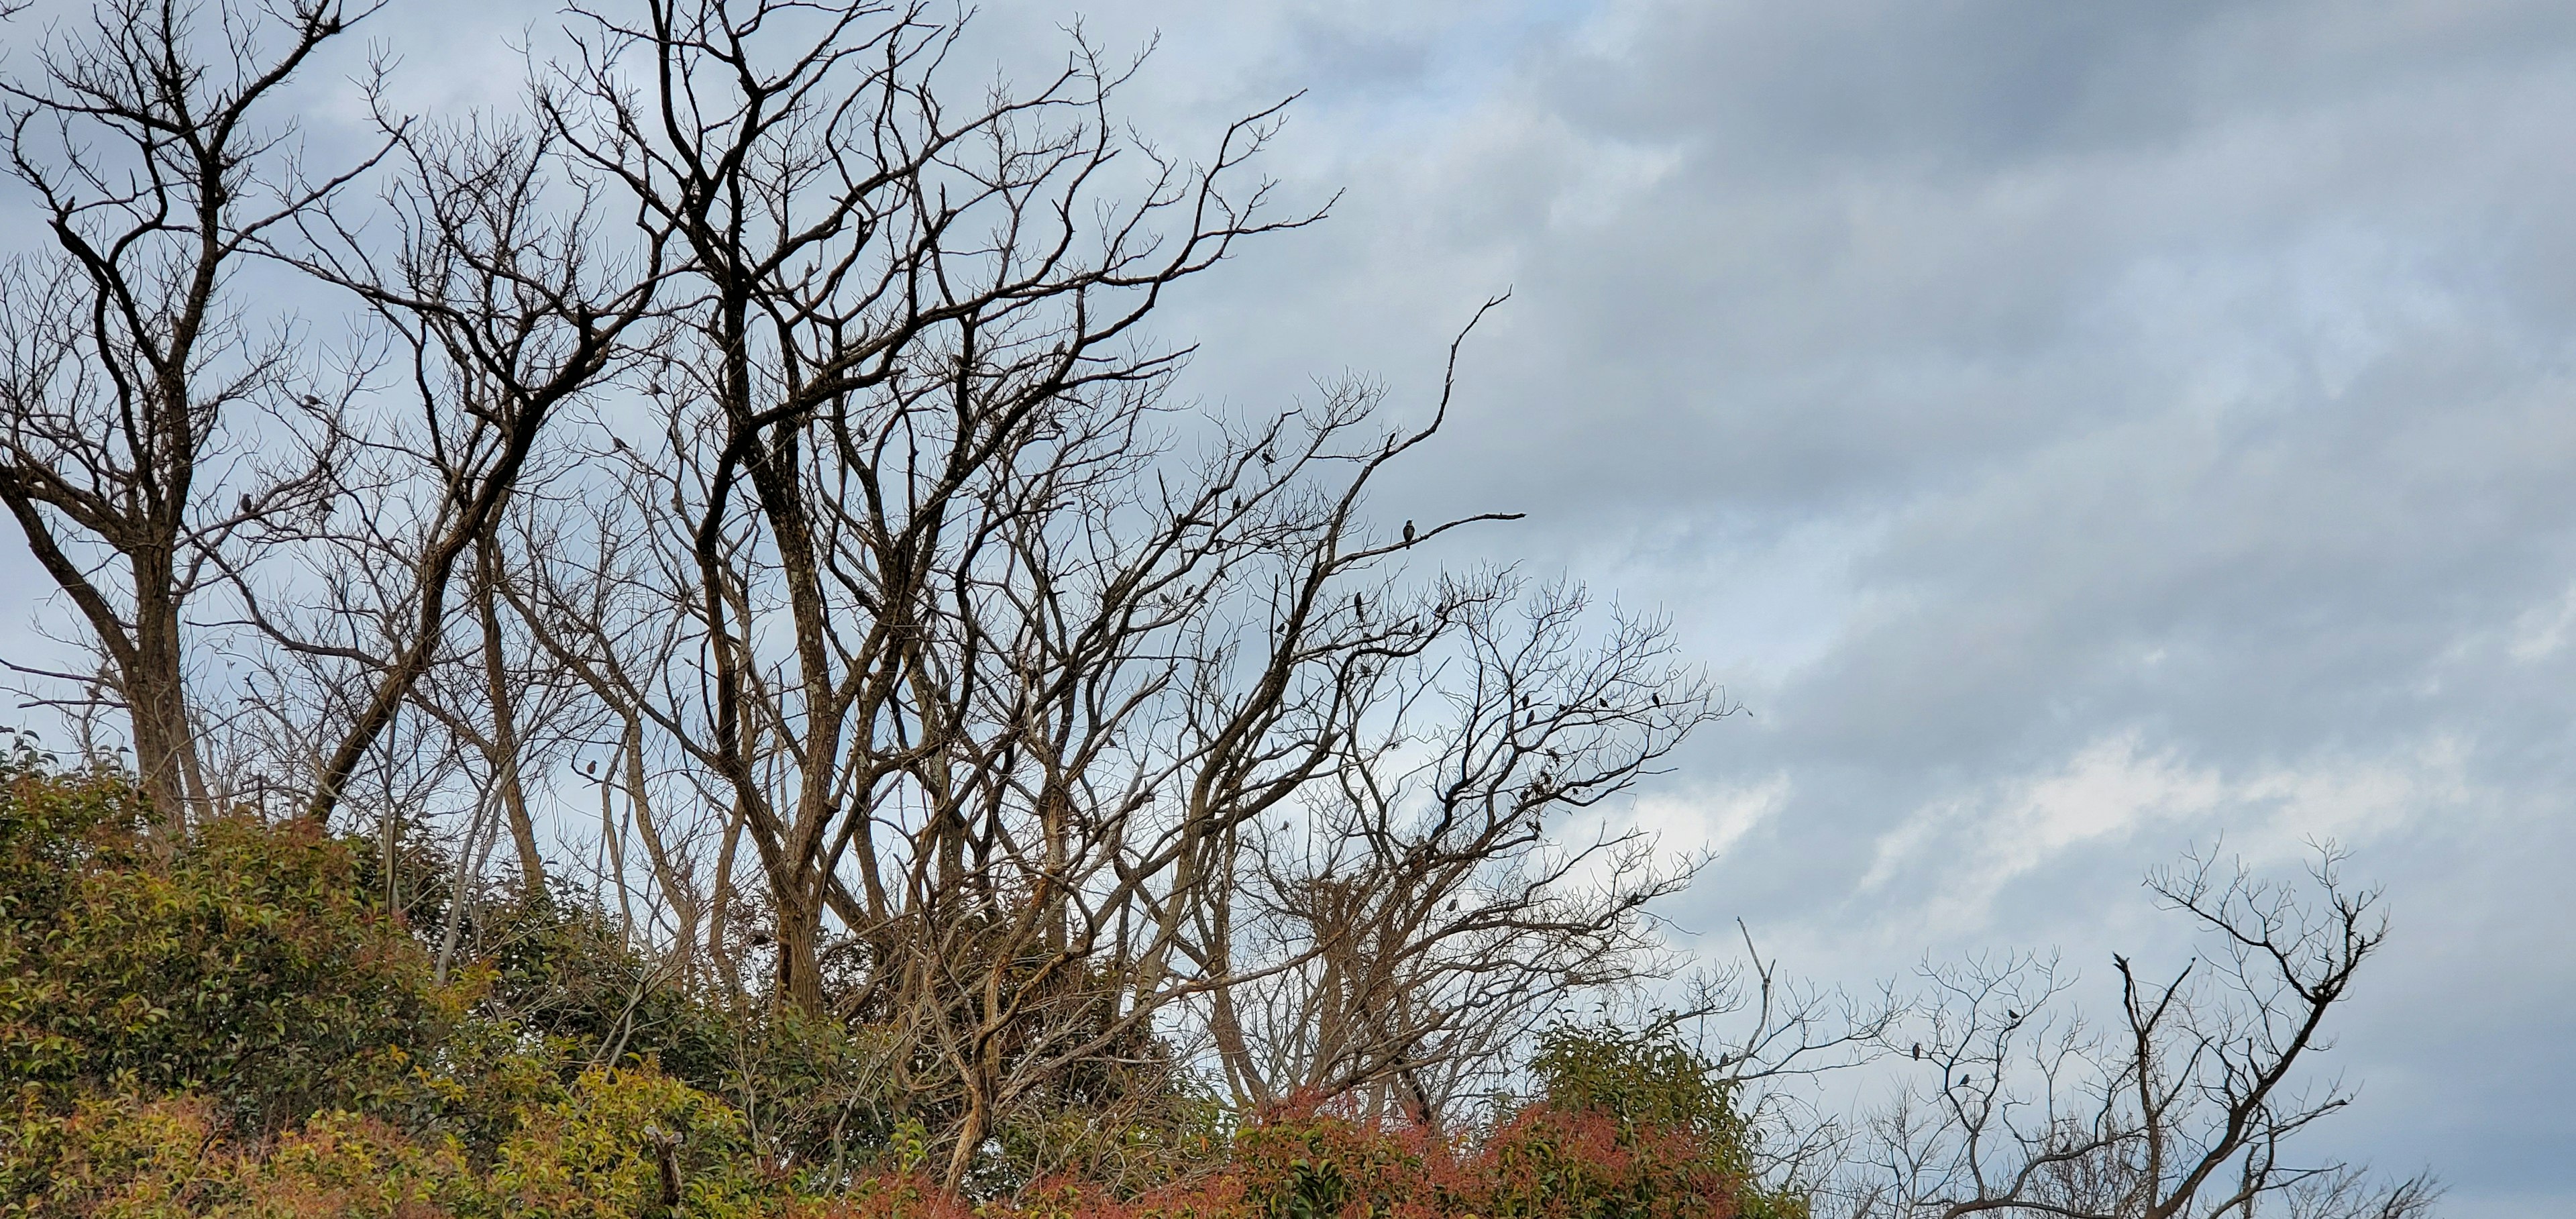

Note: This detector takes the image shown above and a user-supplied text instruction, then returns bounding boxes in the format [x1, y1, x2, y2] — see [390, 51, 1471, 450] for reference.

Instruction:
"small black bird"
[1402, 520, 1415, 544]
[1911, 1043, 1922, 1060]
[2005, 1008, 2019, 1020]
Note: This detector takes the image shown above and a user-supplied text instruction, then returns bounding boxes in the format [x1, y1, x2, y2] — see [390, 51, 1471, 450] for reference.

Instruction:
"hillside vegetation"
[0, 760, 1796, 1218]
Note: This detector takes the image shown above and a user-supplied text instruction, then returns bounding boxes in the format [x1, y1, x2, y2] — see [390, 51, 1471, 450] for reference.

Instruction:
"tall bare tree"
[1209, 580, 1729, 1124]
[248, 101, 667, 825]
[431, 0, 1748, 1187]
[0, 0, 659, 836]
[0, 0, 374, 827]
[1, 0, 1752, 1193]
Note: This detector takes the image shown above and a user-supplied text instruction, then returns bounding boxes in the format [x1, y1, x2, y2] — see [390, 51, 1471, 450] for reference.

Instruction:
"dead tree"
[519, 0, 1337, 1030]
[1833, 845, 2437, 1219]
[0, 0, 1739, 1187]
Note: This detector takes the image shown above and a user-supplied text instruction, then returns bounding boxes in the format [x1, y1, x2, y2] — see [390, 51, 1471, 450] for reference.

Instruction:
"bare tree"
[0, 0, 656, 839]
[0, 0, 375, 827]
[1831, 845, 2436, 1219]
[0, 0, 1749, 1194]
[1210, 580, 1731, 1124]
[244, 99, 667, 825]
[1669, 924, 1909, 1198]
[429, 0, 1750, 1187]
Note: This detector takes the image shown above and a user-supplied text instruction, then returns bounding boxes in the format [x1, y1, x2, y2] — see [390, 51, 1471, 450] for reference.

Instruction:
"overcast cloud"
[6, 1, 2571, 1213]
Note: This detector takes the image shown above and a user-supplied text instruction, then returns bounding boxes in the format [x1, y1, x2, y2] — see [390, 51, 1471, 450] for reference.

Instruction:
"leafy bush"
[0, 763, 1799, 1218]
[0, 767, 464, 1136]
[487, 1064, 782, 1218]
[1526, 1024, 1805, 1219]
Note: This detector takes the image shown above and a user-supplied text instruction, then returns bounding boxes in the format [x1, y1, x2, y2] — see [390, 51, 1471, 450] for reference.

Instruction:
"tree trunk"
[775, 886, 825, 1012]
[476, 534, 547, 893]
[125, 580, 205, 837]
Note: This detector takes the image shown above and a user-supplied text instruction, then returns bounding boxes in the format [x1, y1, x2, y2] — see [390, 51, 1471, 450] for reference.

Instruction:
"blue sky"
[5, 1, 2571, 1212]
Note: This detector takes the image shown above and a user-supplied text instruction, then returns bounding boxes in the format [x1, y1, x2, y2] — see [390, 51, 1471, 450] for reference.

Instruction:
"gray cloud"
[1117, 3, 2576, 1210]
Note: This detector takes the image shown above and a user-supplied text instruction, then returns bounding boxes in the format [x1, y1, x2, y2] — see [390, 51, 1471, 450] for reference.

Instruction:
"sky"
[6, 1, 2573, 1213]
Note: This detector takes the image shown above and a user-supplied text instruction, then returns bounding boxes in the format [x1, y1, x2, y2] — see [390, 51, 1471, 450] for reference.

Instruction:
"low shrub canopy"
[0, 765, 1790, 1218]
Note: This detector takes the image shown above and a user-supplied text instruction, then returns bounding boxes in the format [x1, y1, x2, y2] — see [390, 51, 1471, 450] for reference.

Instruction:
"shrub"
[232, 1110, 481, 1219]
[0, 769, 464, 1136]
[488, 1064, 781, 1218]
[1527, 1023, 1805, 1219]
[0, 762, 1807, 1218]
[0, 1091, 225, 1217]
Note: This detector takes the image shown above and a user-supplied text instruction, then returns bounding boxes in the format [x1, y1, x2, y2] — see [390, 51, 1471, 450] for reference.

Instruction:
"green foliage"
[0, 763, 1807, 1218]
[0, 1091, 221, 1217]
[1229, 1108, 1429, 1219]
[1529, 1023, 1747, 1159]
[1528, 1023, 1807, 1219]
[0, 767, 464, 1136]
[487, 1064, 781, 1218]
[476, 896, 736, 1084]
[467, 894, 911, 1179]
[986, 1080, 1230, 1201]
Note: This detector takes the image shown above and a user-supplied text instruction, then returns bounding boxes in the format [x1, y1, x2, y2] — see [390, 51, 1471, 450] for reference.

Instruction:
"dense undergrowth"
[0, 761, 1800, 1218]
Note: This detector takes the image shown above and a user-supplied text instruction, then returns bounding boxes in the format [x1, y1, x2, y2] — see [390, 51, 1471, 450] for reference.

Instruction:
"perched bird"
[1911, 1043, 1923, 1060]
[1402, 520, 1415, 544]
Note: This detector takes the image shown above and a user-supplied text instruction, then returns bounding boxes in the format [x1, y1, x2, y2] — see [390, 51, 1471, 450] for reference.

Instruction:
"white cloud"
[2506, 582, 2576, 662]
[1862, 731, 2469, 936]
[1629, 772, 1792, 863]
